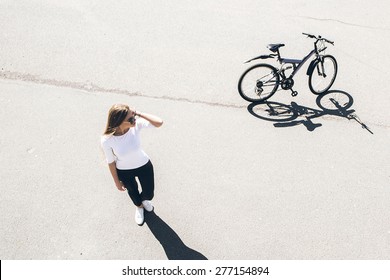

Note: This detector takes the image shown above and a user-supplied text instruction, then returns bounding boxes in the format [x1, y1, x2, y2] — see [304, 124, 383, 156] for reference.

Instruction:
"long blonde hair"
[103, 104, 130, 136]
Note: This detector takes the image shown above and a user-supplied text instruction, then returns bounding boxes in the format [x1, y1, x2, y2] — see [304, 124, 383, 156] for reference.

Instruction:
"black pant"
[116, 160, 155, 206]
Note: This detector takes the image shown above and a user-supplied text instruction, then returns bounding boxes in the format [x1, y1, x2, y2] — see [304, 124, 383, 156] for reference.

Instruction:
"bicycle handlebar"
[302, 32, 334, 45]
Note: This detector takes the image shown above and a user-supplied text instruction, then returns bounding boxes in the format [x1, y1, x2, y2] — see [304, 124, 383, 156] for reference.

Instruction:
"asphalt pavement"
[0, 0, 389, 259]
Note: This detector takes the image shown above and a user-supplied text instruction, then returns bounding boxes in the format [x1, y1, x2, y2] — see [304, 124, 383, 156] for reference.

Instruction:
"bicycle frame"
[279, 49, 317, 79]
[277, 41, 326, 79]
[243, 36, 329, 81]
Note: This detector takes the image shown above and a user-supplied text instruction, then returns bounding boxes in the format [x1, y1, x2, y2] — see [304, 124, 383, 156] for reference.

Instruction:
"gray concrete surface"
[0, 0, 389, 259]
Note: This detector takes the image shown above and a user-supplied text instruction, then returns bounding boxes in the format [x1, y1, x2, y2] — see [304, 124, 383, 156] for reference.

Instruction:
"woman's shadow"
[144, 211, 208, 260]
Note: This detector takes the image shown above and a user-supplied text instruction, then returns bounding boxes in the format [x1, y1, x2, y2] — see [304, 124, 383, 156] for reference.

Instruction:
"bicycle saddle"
[267, 44, 285, 52]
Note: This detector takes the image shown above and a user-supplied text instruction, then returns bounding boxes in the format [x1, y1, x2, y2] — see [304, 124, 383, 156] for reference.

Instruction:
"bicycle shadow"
[247, 90, 373, 134]
[144, 211, 208, 260]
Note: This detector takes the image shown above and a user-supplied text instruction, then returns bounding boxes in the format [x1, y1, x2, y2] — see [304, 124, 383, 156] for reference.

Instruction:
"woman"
[101, 104, 163, 225]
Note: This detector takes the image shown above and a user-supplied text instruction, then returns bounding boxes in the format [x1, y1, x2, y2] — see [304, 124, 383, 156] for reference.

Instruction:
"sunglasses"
[128, 116, 136, 125]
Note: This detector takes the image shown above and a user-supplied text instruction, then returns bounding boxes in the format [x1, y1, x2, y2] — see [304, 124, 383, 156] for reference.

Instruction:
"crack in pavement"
[297, 16, 390, 31]
[0, 70, 246, 109]
[1, 70, 387, 130]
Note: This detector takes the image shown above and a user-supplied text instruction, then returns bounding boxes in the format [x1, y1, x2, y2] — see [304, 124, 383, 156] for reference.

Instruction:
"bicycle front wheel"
[238, 64, 280, 102]
[308, 55, 337, 95]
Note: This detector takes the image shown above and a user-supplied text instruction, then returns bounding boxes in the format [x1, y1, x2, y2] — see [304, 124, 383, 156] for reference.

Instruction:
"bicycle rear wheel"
[308, 55, 337, 95]
[238, 64, 280, 102]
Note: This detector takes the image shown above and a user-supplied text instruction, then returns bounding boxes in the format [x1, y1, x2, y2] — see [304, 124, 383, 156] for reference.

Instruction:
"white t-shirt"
[101, 119, 153, 170]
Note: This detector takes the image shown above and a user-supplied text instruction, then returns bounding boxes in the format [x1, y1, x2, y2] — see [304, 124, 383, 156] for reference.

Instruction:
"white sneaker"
[135, 207, 144, 225]
[142, 200, 154, 212]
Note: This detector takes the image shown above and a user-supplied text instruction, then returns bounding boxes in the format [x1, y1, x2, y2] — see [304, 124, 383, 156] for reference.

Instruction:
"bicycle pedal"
[291, 91, 298, 97]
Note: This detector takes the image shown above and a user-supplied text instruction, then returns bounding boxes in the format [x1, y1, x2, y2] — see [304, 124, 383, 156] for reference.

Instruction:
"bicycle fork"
[316, 57, 327, 78]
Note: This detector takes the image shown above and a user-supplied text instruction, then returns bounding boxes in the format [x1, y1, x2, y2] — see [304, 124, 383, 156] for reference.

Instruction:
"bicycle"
[238, 33, 338, 102]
